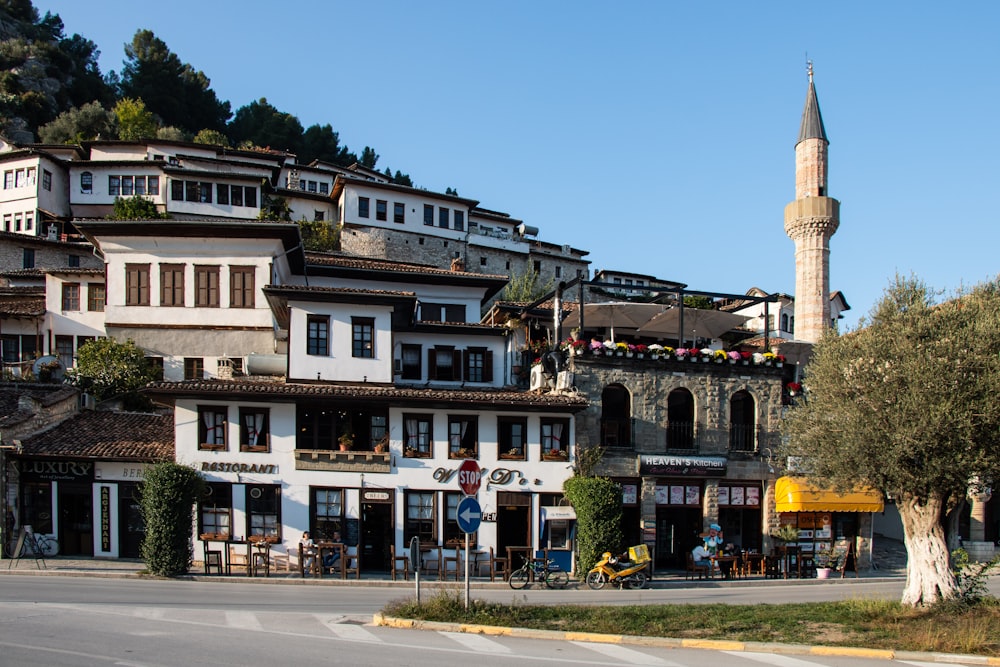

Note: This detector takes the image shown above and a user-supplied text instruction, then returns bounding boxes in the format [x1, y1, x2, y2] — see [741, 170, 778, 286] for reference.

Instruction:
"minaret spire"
[784, 65, 840, 343]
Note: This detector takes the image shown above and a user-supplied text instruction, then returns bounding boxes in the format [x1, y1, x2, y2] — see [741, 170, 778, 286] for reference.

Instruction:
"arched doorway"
[600, 384, 631, 448]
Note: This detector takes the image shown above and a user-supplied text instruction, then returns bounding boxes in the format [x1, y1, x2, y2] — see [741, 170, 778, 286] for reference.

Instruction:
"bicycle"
[508, 555, 569, 589]
[3, 530, 59, 558]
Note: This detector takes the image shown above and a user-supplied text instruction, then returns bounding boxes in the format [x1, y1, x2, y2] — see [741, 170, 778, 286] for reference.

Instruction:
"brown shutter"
[453, 349, 463, 381]
[483, 350, 493, 382]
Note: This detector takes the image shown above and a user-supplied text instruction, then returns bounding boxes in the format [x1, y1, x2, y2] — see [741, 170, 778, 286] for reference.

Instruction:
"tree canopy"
[780, 275, 1000, 606]
[500, 269, 554, 303]
[37, 99, 115, 143]
[65, 337, 159, 409]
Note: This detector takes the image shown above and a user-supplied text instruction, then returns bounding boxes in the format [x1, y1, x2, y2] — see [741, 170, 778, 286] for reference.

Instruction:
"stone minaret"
[784, 62, 839, 343]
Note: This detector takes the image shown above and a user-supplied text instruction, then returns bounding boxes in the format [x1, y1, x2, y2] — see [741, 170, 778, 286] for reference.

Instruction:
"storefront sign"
[199, 462, 277, 474]
[638, 454, 727, 477]
[362, 490, 391, 502]
[433, 466, 530, 488]
[100, 486, 111, 552]
[18, 460, 93, 481]
[95, 462, 152, 481]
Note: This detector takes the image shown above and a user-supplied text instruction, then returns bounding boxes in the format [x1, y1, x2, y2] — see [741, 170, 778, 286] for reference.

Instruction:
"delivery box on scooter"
[628, 544, 651, 564]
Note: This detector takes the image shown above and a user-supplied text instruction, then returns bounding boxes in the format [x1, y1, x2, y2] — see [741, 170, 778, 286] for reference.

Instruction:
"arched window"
[80, 171, 93, 194]
[780, 313, 789, 333]
[729, 390, 756, 452]
[600, 384, 631, 448]
[666, 388, 695, 450]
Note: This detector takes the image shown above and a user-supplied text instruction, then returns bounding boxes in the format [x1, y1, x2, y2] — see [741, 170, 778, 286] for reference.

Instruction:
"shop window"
[729, 390, 756, 452]
[403, 414, 433, 457]
[600, 383, 632, 448]
[239, 408, 270, 452]
[21, 481, 54, 535]
[199, 483, 232, 538]
[246, 484, 281, 540]
[666, 388, 694, 450]
[404, 491, 436, 544]
[198, 406, 227, 450]
[447, 415, 477, 458]
[312, 488, 343, 542]
[497, 416, 527, 460]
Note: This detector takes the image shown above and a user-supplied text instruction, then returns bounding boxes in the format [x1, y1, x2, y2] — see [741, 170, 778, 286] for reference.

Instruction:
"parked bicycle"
[3, 529, 59, 558]
[508, 555, 569, 589]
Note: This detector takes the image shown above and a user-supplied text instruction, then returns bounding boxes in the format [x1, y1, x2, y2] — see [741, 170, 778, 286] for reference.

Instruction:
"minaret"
[784, 62, 839, 343]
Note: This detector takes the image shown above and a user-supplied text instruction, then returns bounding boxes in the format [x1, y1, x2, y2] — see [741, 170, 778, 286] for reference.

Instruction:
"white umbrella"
[562, 302, 668, 342]
[636, 307, 750, 344]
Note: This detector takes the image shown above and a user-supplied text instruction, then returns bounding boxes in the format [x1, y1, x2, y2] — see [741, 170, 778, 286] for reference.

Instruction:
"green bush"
[564, 476, 622, 574]
[140, 462, 205, 576]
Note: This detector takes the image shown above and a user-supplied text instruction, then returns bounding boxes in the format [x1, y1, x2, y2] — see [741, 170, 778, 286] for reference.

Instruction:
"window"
[533, 260, 541, 273]
[368, 414, 387, 451]
[55, 335, 74, 369]
[666, 387, 694, 450]
[198, 406, 228, 450]
[186, 181, 199, 202]
[195, 265, 220, 308]
[541, 418, 569, 456]
[314, 210, 324, 221]
[400, 344, 422, 380]
[307, 315, 329, 356]
[393, 202, 405, 223]
[109, 175, 123, 196]
[200, 183, 213, 203]
[312, 488, 343, 541]
[134, 175, 145, 195]
[420, 302, 465, 323]
[498, 416, 527, 459]
[447, 415, 477, 458]
[185, 357, 205, 380]
[438, 207, 449, 228]
[199, 484, 232, 538]
[42, 169, 51, 191]
[230, 266, 255, 308]
[240, 408, 270, 452]
[2, 214, 9, 231]
[480, 256, 487, 266]
[307, 180, 317, 193]
[147, 356, 164, 380]
[14, 213, 21, 231]
[555, 266, 562, 278]
[403, 414, 433, 457]
[126, 263, 150, 306]
[454, 210, 464, 231]
[729, 390, 756, 452]
[430, 346, 459, 381]
[231, 185, 243, 207]
[244, 186, 256, 208]
[296, 406, 336, 450]
[423, 204, 433, 226]
[171, 180, 184, 201]
[159, 263, 185, 307]
[404, 491, 435, 544]
[68, 255, 80, 268]
[61, 283, 80, 311]
[217, 183, 229, 205]
[351, 317, 374, 358]
[87, 284, 106, 312]
[148, 176, 159, 195]
[463, 348, 492, 383]
[22, 248, 34, 269]
[375, 199, 387, 221]
[2, 171, 11, 189]
[319, 183, 329, 195]
[247, 484, 281, 540]
[358, 197, 369, 218]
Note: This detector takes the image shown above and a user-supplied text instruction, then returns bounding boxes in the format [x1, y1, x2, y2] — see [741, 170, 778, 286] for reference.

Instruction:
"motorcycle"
[585, 545, 650, 589]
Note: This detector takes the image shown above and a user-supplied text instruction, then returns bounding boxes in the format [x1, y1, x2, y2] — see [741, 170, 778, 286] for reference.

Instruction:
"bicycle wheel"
[508, 567, 530, 589]
[625, 571, 647, 590]
[37, 536, 59, 557]
[544, 568, 569, 589]
[585, 570, 607, 590]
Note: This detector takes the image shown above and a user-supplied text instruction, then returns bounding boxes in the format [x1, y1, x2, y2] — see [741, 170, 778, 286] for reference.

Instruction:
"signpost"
[456, 459, 481, 608]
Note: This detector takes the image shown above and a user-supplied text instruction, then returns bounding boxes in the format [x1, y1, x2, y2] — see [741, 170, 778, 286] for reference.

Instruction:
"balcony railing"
[294, 449, 390, 473]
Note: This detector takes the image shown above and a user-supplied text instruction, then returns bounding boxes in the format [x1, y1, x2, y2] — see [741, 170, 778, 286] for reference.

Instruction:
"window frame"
[375, 199, 387, 221]
[351, 317, 375, 358]
[423, 204, 434, 226]
[404, 490, 436, 545]
[438, 207, 449, 228]
[61, 283, 80, 311]
[199, 483, 232, 539]
[447, 415, 478, 458]
[463, 347, 492, 383]
[159, 263, 185, 307]
[184, 357, 205, 380]
[80, 171, 93, 194]
[400, 343, 422, 380]
[194, 265, 220, 308]
[393, 202, 405, 223]
[497, 416, 527, 460]
[125, 263, 150, 306]
[239, 407, 270, 452]
[229, 266, 255, 308]
[541, 417, 569, 457]
[246, 484, 281, 540]
[311, 487, 344, 542]
[403, 413, 433, 457]
[306, 315, 329, 356]
[358, 196, 370, 218]
[198, 405, 228, 450]
[87, 284, 106, 312]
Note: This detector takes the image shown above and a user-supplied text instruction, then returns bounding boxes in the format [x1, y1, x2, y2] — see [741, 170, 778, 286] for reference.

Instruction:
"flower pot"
[728, 359, 736, 365]
[776, 362, 783, 368]
[626, 352, 634, 358]
[816, 567, 833, 579]
[637, 353, 644, 359]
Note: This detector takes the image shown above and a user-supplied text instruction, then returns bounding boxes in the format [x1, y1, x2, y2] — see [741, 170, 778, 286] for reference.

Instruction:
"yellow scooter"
[585, 545, 651, 589]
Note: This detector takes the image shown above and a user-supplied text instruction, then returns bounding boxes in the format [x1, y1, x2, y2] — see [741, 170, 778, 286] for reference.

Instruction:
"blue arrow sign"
[456, 496, 482, 534]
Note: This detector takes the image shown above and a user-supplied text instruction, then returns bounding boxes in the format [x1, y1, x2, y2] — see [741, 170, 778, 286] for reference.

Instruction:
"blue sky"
[38, 1, 999, 330]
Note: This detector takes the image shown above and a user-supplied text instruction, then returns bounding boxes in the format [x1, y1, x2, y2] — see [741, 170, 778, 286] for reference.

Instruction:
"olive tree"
[780, 275, 1000, 606]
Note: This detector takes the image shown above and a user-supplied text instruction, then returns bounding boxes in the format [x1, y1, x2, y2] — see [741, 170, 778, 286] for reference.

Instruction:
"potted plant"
[815, 548, 841, 578]
[770, 524, 799, 545]
[338, 432, 355, 451]
[374, 435, 389, 453]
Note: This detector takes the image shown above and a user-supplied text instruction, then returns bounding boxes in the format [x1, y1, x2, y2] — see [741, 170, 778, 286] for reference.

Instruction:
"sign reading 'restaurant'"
[638, 454, 727, 477]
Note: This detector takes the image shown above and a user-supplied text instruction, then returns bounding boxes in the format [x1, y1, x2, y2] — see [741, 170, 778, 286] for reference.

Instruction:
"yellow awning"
[775, 476, 884, 513]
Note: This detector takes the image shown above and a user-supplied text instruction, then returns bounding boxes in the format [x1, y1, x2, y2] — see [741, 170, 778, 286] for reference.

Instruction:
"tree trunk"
[898, 492, 959, 606]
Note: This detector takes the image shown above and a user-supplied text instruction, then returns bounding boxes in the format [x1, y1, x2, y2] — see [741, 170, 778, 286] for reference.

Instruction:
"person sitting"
[322, 531, 342, 571]
[300, 531, 316, 573]
[692, 543, 718, 573]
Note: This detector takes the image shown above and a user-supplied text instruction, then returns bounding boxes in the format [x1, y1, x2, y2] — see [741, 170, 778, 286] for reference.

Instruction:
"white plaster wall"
[286, 301, 393, 383]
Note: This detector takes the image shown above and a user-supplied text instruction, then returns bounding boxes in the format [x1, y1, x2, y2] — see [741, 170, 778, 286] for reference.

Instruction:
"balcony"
[294, 449, 390, 473]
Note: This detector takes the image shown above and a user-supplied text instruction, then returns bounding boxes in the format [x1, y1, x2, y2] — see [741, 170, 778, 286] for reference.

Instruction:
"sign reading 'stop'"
[457, 459, 481, 495]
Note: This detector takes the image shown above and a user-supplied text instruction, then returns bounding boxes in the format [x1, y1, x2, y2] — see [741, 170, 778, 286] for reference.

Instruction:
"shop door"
[119, 483, 144, 559]
[497, 505, 530, 561]
[59, 483, 93, 556]
[654, 507, 701, 570]
[361, 502, 392, 573]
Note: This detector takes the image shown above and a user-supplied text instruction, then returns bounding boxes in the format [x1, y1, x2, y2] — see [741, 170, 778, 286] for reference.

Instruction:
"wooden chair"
[420, 546, 442, 578]
[228, 545, 250, 575]
[441, 548, 461, 581]
[390, 544, 409, 581]
[343, 547, 361, 579]
[685, 552, 710, 580]
[202, 540, 223, 575]
[485, 547, 507, 582]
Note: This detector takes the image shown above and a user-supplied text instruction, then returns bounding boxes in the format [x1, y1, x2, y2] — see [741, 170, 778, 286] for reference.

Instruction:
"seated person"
[322, 531, 342, 570]
[300, 531, 316, 572]
[692, 544, 718, 572]
[722, 541, 739, 556]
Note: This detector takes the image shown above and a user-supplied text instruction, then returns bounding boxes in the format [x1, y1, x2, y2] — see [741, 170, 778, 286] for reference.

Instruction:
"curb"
[373, 614, 1000, 665]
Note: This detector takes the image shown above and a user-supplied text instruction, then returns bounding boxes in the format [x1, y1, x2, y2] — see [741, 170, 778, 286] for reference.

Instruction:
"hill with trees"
[0, 1, 411, 184]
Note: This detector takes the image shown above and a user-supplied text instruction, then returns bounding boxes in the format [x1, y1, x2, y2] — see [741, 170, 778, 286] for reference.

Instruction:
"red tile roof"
[19, 411, 174, 461]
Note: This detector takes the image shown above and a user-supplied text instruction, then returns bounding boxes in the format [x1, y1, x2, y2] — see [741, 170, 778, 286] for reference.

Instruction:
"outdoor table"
[225, 539, 251, 577]
[715, 555, 739, 579]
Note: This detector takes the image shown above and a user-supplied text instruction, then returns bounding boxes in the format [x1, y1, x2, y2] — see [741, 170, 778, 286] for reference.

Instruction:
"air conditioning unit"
[529, 365, 552, 391]
[556, 371, 574, 391]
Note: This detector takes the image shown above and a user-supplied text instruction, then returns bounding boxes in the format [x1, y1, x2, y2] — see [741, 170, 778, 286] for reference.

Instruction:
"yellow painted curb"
[563, 632, 623, 644]
[682, 639, 747, 651]
[810, 645, 895, 660]
[460, 623, 511, 636]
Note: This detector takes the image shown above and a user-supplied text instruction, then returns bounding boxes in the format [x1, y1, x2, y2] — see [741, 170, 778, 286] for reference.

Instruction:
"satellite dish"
[32, 355, 65, 381]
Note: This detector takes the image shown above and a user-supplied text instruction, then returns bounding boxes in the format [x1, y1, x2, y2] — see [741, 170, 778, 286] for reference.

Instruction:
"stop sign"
[457, 459, 481, 496]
